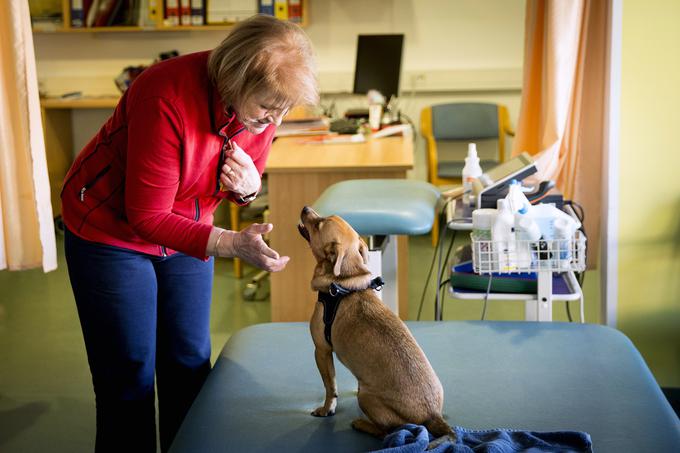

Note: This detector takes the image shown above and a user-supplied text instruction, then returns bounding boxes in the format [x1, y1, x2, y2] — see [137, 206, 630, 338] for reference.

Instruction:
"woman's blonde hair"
[208, 14, 319, 111]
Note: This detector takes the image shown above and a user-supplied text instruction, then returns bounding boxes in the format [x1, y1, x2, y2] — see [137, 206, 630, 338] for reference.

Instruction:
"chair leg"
[431, 213, 439, 247]
[230, 204, 243, 279]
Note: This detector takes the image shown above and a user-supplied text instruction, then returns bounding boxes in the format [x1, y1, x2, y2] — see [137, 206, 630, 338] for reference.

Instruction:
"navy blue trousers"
[64, 228, 213, 453]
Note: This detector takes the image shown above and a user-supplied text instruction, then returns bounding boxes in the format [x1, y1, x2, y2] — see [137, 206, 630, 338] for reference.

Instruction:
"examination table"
[169, 322, 680, 452]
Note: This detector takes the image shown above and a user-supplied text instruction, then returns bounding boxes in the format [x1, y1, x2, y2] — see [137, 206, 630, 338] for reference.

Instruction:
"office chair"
[420, 102, 515, 246]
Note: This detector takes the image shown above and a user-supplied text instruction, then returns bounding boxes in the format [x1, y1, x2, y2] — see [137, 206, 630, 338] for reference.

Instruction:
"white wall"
[33, 0, 526, 178]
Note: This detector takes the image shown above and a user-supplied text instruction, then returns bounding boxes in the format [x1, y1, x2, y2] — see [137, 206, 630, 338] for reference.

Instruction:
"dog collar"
[317, 277, 384, 347]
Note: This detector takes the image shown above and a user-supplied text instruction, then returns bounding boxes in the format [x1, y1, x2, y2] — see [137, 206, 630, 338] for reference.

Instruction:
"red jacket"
[61, 51, 275, 259]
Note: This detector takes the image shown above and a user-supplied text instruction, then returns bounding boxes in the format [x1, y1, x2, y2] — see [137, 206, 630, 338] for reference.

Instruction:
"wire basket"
[471, 230, 586, 274]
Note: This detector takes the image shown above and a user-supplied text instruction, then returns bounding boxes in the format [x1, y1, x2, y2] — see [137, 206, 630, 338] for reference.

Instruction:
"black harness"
[317, 276, 385, 347]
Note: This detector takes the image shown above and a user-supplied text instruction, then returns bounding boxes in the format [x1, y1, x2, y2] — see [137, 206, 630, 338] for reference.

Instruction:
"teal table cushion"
[312, 179, 440, 236]
[170, 322, 680, 453]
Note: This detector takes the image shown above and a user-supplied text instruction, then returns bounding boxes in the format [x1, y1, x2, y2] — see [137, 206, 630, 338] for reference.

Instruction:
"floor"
[0, 228, 606, 452]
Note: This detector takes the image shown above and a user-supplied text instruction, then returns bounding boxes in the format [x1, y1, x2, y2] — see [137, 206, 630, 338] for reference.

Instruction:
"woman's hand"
[215, 224, 289, 272]
[220, 142, 261, 197]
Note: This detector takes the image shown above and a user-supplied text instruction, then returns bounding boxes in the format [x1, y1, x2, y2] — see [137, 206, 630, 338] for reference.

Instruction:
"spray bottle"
[462, 143, 483, 206]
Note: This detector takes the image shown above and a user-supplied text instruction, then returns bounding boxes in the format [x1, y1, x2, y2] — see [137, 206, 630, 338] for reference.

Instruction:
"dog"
[298, 206, 455, 440]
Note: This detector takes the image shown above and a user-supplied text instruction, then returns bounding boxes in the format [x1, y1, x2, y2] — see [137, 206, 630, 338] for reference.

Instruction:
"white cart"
[444, 201, 587, 322]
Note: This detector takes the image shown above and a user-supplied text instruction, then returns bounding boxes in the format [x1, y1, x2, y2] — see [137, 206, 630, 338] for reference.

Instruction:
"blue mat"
[371, 424, 593, 453]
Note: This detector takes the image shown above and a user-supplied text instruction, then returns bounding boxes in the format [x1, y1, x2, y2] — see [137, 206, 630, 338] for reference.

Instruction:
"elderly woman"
[61, 15, 318, 452]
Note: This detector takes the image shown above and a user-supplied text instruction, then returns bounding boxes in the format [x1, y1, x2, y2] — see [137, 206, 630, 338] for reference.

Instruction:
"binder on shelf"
[92, 0, 120, 26]
[190, 0, 205, 25]
[147, 0, 163, 24]
[86, 0, 100, 26]
[258, 0, 273, 16]
[206, 0, 257, 24]
[180, 0, 191, 25]
[287, 0, 301, 23]
[165, 0, 180, 26]
[71, 0, 85, 27]
[274, 0, 287, 20]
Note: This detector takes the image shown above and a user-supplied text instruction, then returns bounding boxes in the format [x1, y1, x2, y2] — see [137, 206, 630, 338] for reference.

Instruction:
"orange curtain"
[513, 0, 608, 267]
[0, 0, 57, 271]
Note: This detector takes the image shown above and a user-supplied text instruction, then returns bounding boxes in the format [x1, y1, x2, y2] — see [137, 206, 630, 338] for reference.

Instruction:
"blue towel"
[370, 424, 593, 453]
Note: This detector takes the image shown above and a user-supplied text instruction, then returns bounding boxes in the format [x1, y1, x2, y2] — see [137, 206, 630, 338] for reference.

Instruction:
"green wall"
[618, 0, 680, 387]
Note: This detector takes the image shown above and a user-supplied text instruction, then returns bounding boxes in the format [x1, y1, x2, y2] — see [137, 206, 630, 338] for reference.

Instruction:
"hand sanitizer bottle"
[462, 143, 483, 206]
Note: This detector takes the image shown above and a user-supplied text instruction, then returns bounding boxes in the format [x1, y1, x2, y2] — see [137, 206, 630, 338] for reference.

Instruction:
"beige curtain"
[0, 0, 57, 271]
[512, 0, 608, 267]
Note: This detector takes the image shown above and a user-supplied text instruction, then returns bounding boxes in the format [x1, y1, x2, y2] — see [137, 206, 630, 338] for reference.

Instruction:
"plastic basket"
[471, 230, 586, 274]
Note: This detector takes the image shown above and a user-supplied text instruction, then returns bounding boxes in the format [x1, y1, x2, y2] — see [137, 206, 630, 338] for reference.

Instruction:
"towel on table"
[370, 424, 593, 453]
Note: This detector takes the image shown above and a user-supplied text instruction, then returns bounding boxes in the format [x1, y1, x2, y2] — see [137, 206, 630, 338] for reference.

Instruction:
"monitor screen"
[353, 34, 404, 101]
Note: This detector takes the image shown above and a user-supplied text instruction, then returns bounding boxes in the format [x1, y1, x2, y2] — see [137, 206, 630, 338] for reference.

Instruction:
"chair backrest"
[420, 102, 513, 185]
[431, 103, 499, 140]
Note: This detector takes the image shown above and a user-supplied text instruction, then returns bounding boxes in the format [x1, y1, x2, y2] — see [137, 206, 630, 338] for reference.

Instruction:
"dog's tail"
[424, 414, 456, 439]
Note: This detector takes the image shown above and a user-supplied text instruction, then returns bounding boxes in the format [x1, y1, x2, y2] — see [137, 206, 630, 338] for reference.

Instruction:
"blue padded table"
[170, 322, 680, 453]
[313, 179, 441, 236]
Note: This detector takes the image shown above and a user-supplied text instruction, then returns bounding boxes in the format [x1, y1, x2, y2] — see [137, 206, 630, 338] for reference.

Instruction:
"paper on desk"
[299, 133, 366, 145]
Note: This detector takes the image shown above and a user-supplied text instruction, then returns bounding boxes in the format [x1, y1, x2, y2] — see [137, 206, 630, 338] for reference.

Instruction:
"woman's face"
[236, 96, 289, 135]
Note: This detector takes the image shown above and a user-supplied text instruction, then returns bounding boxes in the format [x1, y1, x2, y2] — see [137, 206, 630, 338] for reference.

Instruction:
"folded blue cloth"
[370, 424, 593, 453]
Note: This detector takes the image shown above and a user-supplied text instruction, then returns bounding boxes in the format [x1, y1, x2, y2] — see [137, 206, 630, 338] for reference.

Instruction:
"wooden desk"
[40, 97, 119, 217]
[267, 135, 414, 322]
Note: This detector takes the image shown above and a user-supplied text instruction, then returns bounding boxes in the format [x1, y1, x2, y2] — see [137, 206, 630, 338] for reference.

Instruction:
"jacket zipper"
[194, 198, 200, 221]
[215, 127, 246, 195]
[79, 165, 111, 202]
[159, 245, 167, 257]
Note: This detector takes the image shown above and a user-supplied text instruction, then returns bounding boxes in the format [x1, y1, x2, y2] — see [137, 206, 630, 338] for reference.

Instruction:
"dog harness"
[317, 276, 385, 347]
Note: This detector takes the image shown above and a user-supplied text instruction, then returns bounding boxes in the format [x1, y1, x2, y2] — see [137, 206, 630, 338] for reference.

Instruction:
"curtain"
[512, 0, 609, 268]
[0, 0, 57, 271]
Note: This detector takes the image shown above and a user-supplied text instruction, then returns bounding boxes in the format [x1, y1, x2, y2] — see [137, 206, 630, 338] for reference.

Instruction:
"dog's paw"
[311, 407, 335, 417]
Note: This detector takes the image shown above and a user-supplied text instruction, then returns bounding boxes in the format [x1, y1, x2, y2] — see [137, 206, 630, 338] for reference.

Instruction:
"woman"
[61, 15, 318, 452]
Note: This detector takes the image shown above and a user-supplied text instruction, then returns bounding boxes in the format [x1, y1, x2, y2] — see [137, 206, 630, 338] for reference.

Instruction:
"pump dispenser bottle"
[462, 143, 483, 205]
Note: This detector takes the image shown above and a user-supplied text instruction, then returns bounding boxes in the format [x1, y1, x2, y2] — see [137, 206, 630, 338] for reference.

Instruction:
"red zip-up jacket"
[61, 51, 276, 259]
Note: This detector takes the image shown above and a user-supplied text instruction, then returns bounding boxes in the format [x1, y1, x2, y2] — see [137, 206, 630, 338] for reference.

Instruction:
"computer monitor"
[353, 34, 404, 101]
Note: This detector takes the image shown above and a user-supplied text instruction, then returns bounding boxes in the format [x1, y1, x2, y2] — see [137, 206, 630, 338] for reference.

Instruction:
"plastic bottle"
[462, 143, 483, 206]
[553, 217, 573, 268]
[514, 213, 541, 269]
[491, 199, 516, 272]
[506, 179, 531, 215]
[472, 209, 497, 272]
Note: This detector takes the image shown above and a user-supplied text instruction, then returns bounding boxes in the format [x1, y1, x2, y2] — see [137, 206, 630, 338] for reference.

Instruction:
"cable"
[416, 198, 453, 320]
[416, 220, 444, 321]
[416, 196, 462, 320]
[398, 111, 418, 145]
[481, 274, 493, 320]
[564, 200, 586, 322]
[566, 297, 573, 322]
[436, 230, 458, 321]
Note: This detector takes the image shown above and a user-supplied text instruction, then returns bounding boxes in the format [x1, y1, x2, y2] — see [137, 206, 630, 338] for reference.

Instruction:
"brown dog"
[298, 206, 454, 440]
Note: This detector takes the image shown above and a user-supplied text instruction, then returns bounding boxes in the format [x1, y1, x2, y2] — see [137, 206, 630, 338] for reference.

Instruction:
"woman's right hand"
[227, 223, 289, 272]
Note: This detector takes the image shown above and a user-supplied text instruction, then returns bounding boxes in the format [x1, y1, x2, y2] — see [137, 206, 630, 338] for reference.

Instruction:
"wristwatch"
[236, 192, 258, 204]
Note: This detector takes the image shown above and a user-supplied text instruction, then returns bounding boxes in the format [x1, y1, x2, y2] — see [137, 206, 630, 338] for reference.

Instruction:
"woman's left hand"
[220, 142, 260, 196]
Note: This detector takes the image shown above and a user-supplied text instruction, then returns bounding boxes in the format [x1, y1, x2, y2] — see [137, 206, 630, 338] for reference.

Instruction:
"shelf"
[31, 0, 309, 33]
[41, 97, 119, 109]
[32, 24, 238, 33]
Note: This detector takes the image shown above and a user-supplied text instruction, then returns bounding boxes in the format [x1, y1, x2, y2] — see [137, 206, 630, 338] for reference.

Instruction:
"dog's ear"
[324, 242, 346, 277]
[359, 239, 369, 265]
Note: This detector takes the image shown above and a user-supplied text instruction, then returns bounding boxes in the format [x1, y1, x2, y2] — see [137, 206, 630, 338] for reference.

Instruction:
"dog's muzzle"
[298, 223, 310, 242]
